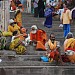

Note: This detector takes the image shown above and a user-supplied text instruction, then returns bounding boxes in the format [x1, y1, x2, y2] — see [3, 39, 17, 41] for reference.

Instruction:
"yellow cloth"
[48, 39, 57, 51]
[61, 9, 72, 24]
[65, 38, 75, 49]
[16, 12, 22, 23]
[9, 38, 26, 54]
[2, 31, 12, 36]
[8, 24, 20, 34]
[15, 10, 22, 27]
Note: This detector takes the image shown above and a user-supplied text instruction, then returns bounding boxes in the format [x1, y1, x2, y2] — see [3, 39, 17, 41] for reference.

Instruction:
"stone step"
[0, 59, 75, 66]
[0, 66, 75, 75]
[0, 50, 46, 55]
[0, 55, 41, 61]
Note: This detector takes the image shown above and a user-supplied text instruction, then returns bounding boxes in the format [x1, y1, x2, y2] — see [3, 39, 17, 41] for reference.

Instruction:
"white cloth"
[65, 50, 75, 56]
[11, 36, 16, 42]
[31, 25, 37, 30]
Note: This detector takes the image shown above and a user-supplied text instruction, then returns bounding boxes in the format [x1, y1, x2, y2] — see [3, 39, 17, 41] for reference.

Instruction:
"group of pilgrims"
[0, 0, 75, 64]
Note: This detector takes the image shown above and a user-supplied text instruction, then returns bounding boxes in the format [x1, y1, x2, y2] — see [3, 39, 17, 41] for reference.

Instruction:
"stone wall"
[0, 66, 75, 75]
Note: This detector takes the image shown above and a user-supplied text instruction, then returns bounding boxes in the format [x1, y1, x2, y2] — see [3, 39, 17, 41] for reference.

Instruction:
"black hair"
[13, 31, 18, 36]
[50, 33, 55, 37]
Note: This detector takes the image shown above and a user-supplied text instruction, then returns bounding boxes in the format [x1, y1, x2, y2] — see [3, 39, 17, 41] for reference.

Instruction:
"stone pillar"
[0, 0, 10, 31]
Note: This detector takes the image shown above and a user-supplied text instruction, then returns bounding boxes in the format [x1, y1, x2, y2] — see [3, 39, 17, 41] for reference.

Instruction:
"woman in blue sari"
[44, 4, 53, 28]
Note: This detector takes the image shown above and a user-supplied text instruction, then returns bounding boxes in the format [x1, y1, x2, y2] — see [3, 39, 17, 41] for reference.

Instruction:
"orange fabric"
[36, 41, 46, 50]
[67, 54, 75, 63]
[30, 29, 47, 45]
[30, 32, 37, 41]
[17, 22, 22, 27]
[30, 29, 47, 51]
[37, 29, 47, 45]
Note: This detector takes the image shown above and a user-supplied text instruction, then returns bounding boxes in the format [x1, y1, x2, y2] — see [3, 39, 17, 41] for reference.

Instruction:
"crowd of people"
[0, 0, 75, 64]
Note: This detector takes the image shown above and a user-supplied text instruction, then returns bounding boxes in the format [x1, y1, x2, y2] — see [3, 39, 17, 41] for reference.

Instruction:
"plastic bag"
[41, 56, 49, 62]
[59, 24, 63, 28]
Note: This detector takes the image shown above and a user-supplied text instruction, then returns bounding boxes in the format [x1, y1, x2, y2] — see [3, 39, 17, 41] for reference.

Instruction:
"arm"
[68, 10, 72, 24]
[60, 13, 63, 24]
[14, 34, 23, 39]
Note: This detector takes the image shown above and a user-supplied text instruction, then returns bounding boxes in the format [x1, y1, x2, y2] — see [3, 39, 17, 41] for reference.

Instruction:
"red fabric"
[65, 48, 75, 52]
[61, 55, 70, 62]
[49, 50, 59, 59]
[12, 6, 16, 10]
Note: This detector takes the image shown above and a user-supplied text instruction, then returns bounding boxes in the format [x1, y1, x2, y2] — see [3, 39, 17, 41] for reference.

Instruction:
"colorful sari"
[9, 38, 26, 54]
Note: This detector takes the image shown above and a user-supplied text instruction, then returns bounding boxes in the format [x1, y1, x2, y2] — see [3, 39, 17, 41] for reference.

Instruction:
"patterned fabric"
[9, 38, 26, 54]
[0, 37, 6, 50]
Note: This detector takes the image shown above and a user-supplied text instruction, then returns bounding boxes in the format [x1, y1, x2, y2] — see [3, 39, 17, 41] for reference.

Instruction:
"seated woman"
[9, 31, 26, 54]
[8, 19, 20, 34]
[64, 32, 75, 63]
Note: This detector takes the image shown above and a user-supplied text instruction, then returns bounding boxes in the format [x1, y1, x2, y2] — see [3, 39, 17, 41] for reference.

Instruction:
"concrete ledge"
[0, 66, 75, 75]
[0, 65, 75, 69]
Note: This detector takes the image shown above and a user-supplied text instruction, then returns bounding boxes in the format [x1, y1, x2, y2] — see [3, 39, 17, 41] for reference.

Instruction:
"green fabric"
[0, 37, 6, 50]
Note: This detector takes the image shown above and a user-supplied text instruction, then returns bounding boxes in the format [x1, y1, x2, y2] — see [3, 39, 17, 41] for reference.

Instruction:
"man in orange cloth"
[30, 25, 47, 50]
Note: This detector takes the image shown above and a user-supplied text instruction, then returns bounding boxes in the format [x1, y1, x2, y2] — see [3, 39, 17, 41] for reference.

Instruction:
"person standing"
[33, 0, 38, 17]
[44, 3, 53, 28]
[14, 4, 24, 27]
[38, 0, 45, 18]
[60, 4, 72, 37]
